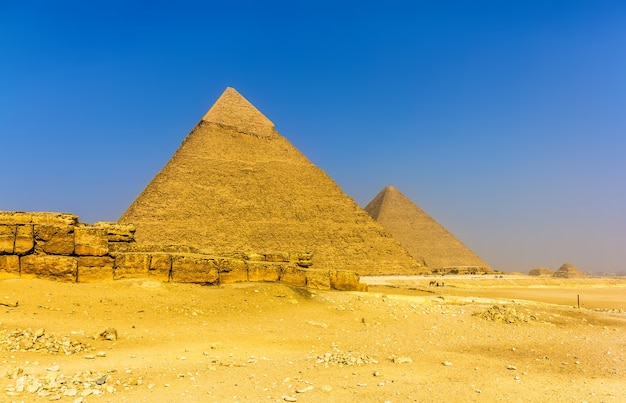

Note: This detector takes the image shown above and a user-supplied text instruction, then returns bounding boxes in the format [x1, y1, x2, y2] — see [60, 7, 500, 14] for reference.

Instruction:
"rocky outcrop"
[0, 211, 366, 291]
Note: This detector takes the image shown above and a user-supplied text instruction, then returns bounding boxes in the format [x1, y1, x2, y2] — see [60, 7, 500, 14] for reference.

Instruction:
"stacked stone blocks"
[0, 211, 366, 291]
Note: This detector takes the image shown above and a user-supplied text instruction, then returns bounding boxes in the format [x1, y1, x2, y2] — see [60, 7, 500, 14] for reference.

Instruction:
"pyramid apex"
[202, 87, 276, 138]
[378, 186, 407, 201]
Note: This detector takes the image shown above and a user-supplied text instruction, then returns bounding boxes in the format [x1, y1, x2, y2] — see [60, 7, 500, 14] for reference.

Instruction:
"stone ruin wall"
[0, 211, 366, 292]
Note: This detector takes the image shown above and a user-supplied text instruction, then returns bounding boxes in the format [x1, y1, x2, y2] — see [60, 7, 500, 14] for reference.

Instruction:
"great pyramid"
[119, 88, 423, 275]
[364, 186, 491, 273]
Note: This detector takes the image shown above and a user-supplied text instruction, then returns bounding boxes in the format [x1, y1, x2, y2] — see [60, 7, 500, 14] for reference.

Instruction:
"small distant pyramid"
[529, 267, 554, 276]
[119, 88, 422, 275]
[553, 263, 586, 278]
[364, 186, 491, 272]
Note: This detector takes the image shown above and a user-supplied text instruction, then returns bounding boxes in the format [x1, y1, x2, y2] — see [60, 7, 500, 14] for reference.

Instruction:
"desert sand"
[1, 275, 625, 402]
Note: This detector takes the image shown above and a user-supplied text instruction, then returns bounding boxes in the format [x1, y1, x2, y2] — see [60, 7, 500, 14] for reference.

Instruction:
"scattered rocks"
[319, 384, 332, 392]
[316, 351, 377, 366]
[0, 328, 93, 355]
[474, 305, 537, 324]
[296, 385, 314, 393]
[306, 320, 329, 329]
[99, 328, 118, 341]
[1, 367, 136, 399]
[390, 355, 413, 364]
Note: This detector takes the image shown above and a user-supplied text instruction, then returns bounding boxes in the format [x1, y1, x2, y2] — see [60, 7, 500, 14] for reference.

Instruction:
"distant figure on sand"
[428, 281, 445, 287]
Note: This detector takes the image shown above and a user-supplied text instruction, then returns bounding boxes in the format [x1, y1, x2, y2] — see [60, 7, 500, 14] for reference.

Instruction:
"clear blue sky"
[1, 1, 625, 274]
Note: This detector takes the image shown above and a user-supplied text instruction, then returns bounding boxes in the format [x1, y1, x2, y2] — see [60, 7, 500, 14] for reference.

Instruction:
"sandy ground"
[1, 275, 625, 402]
[363, 275, 626, 311]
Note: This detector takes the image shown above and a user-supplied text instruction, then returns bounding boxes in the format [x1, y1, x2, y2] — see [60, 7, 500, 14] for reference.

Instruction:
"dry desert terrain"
[1, 275, 625, 402]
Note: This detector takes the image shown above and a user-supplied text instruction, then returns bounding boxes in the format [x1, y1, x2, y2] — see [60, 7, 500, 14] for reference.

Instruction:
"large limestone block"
[30, 212, 79, 226]
[14, 225, 34, 255]
[245, 253, 266, 261]
[0, 212, 33, 224]
[330, 270, 367, 291]
[114, 253, 150, 279]
[149, 253, 172, 281]
[219, 259, 248, 283]
[0, 211, 78, 225]
[171, 255, 219, 284]
[75, 226, 108, 256]
[295, 251, 313, 268]
[280, 266, 307, 287]
[0, 255, 20, 277]
[266, 252, 290, 263]
[35, 225, 74, 255]
[306, 269, 331, 290]
[247, 262, 283, 282]
[93, 222, 136, 242]
[108, 242, 131, 253]
[0, 225, 16, 254]
[77, 256, 114, 282]
[20, 255, 77, 282]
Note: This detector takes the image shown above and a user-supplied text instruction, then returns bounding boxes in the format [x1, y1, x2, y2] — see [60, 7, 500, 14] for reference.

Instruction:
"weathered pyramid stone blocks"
[0, 211, 369, 290]
[0, 225, 16, 254]
[35, 224, 74, 255]
[21, 255, 77, 282]
[15, 225, 35, 255]
[306, 269, 331, 290]
[77, 256, 114, 282]
[280, 266, 307, 287]
[266, 252, 290, 263]
[75, 226, 108, 256]
[0, 212, 78, 226]
[148, 253, 172, 281]
[296, 251, 313, 268]
[93, 222, 136, 242]
[0, 212, 33, 224]
[31, 213, 79, 226]
[218, 259, 248, 284]
[248, 262, 283, 282]
[0, 255, 20, 277]
[114, 253, 150, 279]
[330, 270, 366, 291]
[245, 253, 266, 261]
[171, 255, 219, 284]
